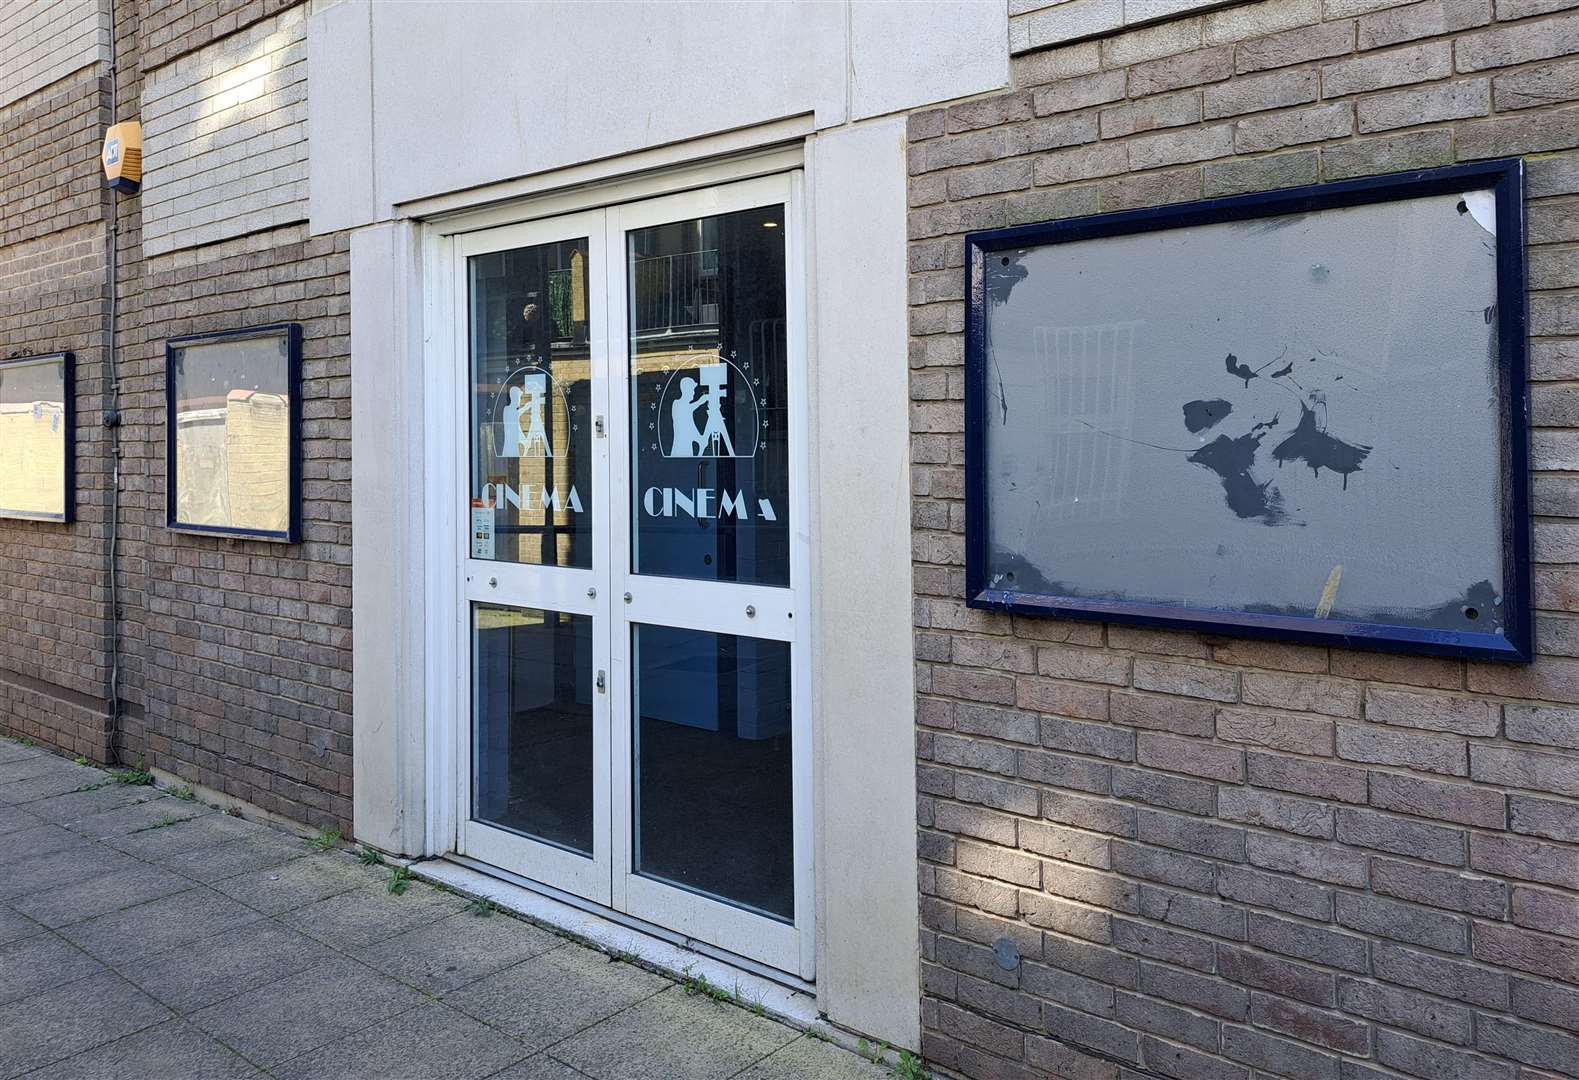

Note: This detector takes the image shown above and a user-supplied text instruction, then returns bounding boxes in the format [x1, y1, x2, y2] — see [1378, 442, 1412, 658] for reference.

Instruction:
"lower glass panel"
[473, 604, 594, 856]
[631, 624, 793, 921]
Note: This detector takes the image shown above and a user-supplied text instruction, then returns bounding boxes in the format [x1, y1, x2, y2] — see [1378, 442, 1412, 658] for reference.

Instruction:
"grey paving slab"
[0, 741, 44, 766]
[443, 945, 668, 1053]
[0, 841, 138, 901]
[280, 879, 468, 950]
[354, 909, 563, 994]
[0, 969, 172, 1079]
[187, 955, 428, 1067]
[23, 782, 160, 824]
[0, 802, 40, 835]
[1, 765, 112, 805]
[116, 918, 335, 1013]
[0, 823, 85, 865]
[551, 986, 799, 1080]
[158, 830, 310, 883]
[0, 931, 104, 1006]
[71, 795, 212, 840]
[0, 747, 884, 1080]
[106, 808, 255, 859]
[0, 754, 76, 785]
[10, 861, 196, 929]
[210, 849, 376, 915]
[270, 999, 531, 1080]
[0, 904, 46, 946]
[17, 1019, 263, 1080]
[56, 885, 265, 963]
[736, 1036, 897, 1080]
[488, 1056, 595, 1080]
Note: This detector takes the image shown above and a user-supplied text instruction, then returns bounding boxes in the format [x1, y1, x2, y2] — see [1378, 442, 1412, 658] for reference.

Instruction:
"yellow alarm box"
[102, 121, 142, 194]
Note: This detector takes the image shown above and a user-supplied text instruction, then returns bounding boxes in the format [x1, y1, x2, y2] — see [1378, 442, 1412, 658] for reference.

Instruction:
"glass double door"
[456, 176, 808, 976]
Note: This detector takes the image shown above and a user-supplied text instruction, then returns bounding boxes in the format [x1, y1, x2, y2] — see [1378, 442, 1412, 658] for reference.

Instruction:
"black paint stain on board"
[1183, 399, 1233, 433]
[986, 256, 1029, 306]
[1271, 402, 1371, 488]
[1188, 431, 1287, 524]
[1225, 353, 1258, 387]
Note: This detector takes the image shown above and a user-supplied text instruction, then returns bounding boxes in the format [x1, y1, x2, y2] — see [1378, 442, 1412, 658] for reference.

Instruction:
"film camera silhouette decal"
[492, 365, 572, 461]
[658, 357, 761, 460]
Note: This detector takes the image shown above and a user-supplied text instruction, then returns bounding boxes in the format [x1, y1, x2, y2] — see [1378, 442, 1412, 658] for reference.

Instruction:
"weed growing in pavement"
[309, 827, 342, 851]
[357, 846, 385, 866]
[463, 897, 496, 917]
[387, 865, 412, 895]
[170, 784, 196, 801]
[109, 762, 153, 786]
[73, 755, 88, 766]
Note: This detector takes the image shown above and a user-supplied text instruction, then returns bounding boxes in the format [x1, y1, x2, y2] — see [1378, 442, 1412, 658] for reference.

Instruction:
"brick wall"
[136, 0, 298, 74]
[0, 0, 109, 109]
[139, 2, 308, 256]
[0, 0, 351, 828]
[908, 2, 1579, 1079]
[108, 0, 352, 829]
[0, 58, 116, 761]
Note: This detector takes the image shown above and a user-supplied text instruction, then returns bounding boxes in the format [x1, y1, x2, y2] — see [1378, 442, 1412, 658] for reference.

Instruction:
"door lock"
[594, 415, 606, 438]
[596, 669, 606, 693]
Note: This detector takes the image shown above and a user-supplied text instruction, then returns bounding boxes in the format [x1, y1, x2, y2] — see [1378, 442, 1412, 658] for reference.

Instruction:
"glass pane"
[632, 624, 792, 921]
[473, 604, 594, 856]
[628, 205, 789, 586]
[171, 333, 291, 534]
[470, 239, 593, 568]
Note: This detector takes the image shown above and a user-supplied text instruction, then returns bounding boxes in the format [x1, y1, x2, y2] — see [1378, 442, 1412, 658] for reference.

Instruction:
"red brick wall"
[907, 2, 1579, 1079]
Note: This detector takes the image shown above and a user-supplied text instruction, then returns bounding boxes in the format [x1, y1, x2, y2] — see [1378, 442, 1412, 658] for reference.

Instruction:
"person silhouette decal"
[668, 376, 706, 457]
[500, 385, 526, 458]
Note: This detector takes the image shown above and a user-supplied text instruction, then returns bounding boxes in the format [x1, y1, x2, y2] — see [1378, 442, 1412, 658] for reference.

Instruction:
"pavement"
[0, 738, 897, 1080]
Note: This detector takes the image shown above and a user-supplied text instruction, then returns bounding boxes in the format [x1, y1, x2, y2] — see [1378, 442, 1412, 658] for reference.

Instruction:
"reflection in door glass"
[628, 205, 788, 586]
[473, 604, 594, 856]
[469, 240, 592, 568]
[632, 624, 792, 921]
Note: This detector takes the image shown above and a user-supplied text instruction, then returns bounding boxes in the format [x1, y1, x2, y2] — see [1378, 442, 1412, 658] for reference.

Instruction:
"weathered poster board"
[964, 160, 1531, 661]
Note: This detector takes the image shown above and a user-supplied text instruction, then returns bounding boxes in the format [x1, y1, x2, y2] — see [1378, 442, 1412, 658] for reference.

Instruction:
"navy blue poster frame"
[0, 351, 74, 524]
[963, 159, 1532, 662]
[165, 323, 302, 543]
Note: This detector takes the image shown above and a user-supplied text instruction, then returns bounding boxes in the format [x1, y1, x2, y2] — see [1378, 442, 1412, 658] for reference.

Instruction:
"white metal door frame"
[438, 172, 813, 978]
[452, 209, 614, 906]
[606, 172, 812, 977]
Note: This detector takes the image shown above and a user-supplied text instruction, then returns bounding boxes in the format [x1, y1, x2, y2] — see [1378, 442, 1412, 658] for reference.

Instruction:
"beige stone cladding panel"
[0, 0, 110, 109]
[139, 3, 308, 257]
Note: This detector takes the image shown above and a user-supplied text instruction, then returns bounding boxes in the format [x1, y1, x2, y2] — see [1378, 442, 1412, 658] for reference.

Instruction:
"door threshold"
[415, 855, 819, 1019]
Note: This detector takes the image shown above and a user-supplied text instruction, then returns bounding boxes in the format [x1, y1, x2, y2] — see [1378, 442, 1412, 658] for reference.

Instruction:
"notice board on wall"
[964, 159, 1532, 661]
[0, 352, 73, 523]
[166, 324, 301, 543]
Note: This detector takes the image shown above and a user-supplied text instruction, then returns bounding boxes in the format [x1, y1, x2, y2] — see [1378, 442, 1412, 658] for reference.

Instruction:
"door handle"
[596, 669, 606, 694]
